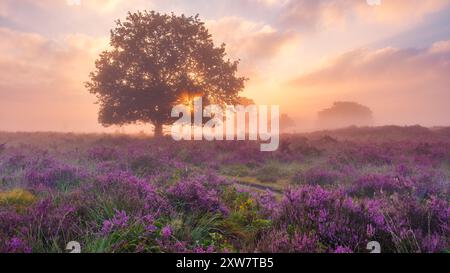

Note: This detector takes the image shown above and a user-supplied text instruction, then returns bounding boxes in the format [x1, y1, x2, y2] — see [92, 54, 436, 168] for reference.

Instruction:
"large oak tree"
[86, 11, 246, 136]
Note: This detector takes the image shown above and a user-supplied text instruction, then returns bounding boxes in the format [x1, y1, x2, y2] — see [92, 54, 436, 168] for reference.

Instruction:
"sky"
[0, 0, 450, 132]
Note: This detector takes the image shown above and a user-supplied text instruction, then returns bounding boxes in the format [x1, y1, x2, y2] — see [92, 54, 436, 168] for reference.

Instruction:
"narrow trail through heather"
[233, 180, 283, 194]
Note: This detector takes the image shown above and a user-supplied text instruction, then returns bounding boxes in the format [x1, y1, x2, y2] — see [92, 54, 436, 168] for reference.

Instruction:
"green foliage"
[256, 164, 283, 183]
[0, 188, 37, 212]
[221, 164, 250, 177]
[86, 223, 161, 253]
[221, 187, 272, 251]
[130, 155, 163, 177]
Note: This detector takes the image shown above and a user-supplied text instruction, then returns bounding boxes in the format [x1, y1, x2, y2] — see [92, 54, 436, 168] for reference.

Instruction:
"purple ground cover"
[0, 127, 449, 253]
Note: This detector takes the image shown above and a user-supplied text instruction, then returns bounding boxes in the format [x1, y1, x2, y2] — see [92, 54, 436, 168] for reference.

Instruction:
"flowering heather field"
[0, 126, 449, 253]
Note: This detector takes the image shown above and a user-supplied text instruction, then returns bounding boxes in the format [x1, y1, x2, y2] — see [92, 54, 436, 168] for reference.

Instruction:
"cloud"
[292, 43, 450, 86]
[250, 0, 289, 7]
[0, 27, 107, 90]
[277, 0, 450, 31]
[429, 40, 450, 53]
[207, 16, 297, 76]
[82, 0, 125, 13]
[0, 27, 108, 131]
[0, 3, 7, 17]
[0, 0, 153, 37]
[0, 0, 128, 14]
[289, 41, 450, 126]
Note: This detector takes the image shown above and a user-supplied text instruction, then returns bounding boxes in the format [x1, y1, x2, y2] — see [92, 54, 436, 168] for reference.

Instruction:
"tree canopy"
[318, 101, 373, 129]
[86, 11, 247, 136]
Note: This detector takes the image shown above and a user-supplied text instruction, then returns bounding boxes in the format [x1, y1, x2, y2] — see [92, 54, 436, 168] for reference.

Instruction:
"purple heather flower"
[161, 225, 172, 238]
[366, 224, 375, 238]
[112, 210, 129, 228]
[101, 220, 114, 235]
[5, 237, 32, 253]
[101, 210, 129, 235]
[143, 214, 157, 233]
[333, 246, 353, 253]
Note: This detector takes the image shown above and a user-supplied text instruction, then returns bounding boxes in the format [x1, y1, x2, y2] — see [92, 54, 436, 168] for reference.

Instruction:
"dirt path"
[234, 180, 283, 194]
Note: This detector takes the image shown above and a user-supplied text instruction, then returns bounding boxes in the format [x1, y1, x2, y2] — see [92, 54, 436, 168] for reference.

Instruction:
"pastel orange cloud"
[278, 0, 450, 31]
[207, 16, 297, 78]
[0, 28, 109, 132]
[357, 0, 450, 24]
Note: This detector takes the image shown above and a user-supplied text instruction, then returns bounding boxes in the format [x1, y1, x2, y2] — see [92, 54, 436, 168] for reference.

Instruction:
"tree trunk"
[154, 122, 163, 138]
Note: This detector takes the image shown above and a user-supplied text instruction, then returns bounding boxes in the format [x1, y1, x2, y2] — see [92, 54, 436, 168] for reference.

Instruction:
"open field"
[0, 126, 449, 253]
